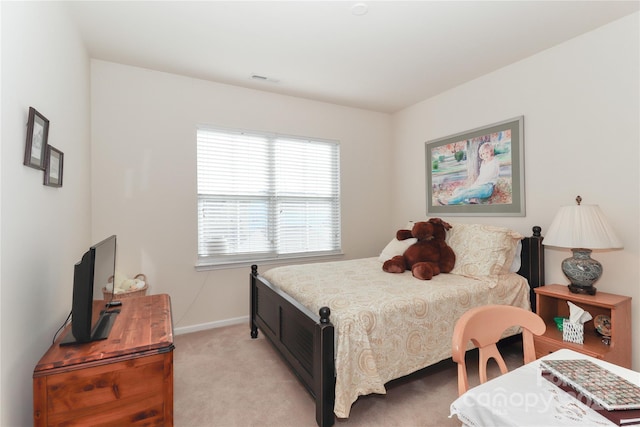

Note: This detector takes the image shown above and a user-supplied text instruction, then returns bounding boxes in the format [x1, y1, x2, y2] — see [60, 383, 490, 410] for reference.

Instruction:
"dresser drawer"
[35, 352, 172, 426]
[534, 336, 604, 360]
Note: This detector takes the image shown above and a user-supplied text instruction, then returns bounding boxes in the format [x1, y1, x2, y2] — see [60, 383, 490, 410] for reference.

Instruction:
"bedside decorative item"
[562, 301, 591, 344]
[594, 314, 612, 337]
[562, 319, 584, 344]
[543, 196, 623, 295]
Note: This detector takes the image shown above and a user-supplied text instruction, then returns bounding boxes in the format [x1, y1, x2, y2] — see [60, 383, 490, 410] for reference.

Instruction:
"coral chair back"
[451, 304, 546, 396]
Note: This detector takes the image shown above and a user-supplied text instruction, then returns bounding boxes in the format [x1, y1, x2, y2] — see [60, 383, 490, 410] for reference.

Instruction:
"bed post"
[314, 307, 335, 427]
[518, 226, 544, 312]
[250, 264, 259, 339]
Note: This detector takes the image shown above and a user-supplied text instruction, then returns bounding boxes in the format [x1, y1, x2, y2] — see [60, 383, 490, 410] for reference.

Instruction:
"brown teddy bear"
[382, 218, 456, 280]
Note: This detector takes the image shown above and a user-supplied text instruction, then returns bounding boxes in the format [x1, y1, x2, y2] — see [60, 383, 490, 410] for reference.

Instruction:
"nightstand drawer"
[534, 335, 603, 360]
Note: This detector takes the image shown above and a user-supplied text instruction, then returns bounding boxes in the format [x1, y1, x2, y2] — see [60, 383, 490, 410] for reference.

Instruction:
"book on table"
[540, 359, 640, 426]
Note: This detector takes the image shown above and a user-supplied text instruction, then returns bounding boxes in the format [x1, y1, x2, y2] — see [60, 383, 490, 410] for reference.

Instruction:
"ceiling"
[65, 1, 639, 113]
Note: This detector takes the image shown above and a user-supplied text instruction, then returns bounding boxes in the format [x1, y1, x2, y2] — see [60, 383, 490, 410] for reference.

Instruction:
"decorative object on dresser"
[544, 195, 623, 295]
[33, 294, 174, 426]
[534, 284, 631, 368]
[102, 273, 149, 300]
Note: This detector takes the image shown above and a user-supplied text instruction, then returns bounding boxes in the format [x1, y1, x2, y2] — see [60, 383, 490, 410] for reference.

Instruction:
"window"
[197, 127, 341, 267]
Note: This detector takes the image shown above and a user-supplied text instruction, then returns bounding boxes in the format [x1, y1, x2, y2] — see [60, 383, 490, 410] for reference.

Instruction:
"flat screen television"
[60, 235, 120, 346]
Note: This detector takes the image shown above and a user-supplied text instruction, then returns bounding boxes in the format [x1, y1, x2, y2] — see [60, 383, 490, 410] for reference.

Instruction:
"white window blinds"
[197, 127, 341, 266]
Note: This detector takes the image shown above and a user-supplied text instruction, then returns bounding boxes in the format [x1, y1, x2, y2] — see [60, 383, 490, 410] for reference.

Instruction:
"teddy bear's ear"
[429, 217, 452, 230]
[396, 229, 413, 240]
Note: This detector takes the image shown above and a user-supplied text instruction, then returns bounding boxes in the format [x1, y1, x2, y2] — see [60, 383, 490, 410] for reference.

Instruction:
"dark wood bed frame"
[250, 226, 544, 427]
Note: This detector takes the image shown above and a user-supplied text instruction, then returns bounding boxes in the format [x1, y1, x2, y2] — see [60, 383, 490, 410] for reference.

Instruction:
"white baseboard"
[174, 315, 249, 335]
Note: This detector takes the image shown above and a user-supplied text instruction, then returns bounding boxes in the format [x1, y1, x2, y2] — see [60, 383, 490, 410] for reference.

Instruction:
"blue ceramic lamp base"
[562, 248, 602, 295]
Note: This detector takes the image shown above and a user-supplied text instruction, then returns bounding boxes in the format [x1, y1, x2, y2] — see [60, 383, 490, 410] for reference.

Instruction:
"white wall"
[90, 61, 392, 331]
[0, 4, 4, 422]
[0, 2, 91, 425]
[391, 13, 640, 369]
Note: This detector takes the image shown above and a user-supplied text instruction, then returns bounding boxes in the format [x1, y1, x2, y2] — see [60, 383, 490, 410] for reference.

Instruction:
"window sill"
[194, 252, 345, 272]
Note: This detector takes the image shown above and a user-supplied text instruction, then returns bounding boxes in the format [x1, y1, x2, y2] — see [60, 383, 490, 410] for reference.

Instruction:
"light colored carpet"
[174, 323, 525, 427]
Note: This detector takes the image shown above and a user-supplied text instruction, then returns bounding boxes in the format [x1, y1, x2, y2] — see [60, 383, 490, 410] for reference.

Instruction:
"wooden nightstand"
[534, 284, 631, 368]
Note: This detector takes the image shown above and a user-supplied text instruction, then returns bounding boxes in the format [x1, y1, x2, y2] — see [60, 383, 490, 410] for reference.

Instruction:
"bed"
[250, 224, 544, 427]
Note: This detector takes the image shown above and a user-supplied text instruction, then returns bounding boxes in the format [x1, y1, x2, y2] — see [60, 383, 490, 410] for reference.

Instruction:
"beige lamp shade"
[544, 198, 622, 295]
[544, 204, 623, 250]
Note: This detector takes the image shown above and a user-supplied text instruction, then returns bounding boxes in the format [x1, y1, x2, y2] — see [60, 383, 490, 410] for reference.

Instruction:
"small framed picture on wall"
[44, 145, 63, 188]
[24, 107, 49, 170]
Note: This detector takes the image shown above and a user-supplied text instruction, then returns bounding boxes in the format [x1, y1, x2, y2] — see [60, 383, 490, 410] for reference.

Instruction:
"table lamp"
[543, 196, 623, 295]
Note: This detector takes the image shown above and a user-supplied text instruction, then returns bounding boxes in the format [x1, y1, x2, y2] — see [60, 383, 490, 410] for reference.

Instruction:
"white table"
[449, 349, 640, 426]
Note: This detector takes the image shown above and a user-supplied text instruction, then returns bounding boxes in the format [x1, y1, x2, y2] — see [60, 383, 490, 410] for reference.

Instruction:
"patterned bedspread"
[261, 257, 531, 418]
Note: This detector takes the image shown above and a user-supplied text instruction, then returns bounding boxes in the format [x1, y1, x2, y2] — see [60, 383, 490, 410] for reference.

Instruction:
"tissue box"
[562, 319, 584, 344]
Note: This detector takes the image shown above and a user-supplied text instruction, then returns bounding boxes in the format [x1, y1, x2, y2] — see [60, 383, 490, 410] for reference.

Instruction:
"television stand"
[59, 309, 119, 345]
[33, 294, 174, 426]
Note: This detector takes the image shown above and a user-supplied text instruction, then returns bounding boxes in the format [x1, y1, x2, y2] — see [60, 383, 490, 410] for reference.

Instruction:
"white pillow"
[509, 240, 522, 273]
[378, 237, 417, 262]
[446, 223, 523, 277]
[405, 220, 425, 230]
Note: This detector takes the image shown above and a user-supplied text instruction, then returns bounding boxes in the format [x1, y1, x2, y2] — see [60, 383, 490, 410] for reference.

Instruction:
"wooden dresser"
[33, 294, 174, 426]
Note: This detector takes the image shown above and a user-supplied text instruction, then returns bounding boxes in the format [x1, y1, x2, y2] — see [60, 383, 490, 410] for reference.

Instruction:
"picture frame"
[44, 145, 63, 188]
[425, 116, 525, 216]
[24, 107, 50, 170]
